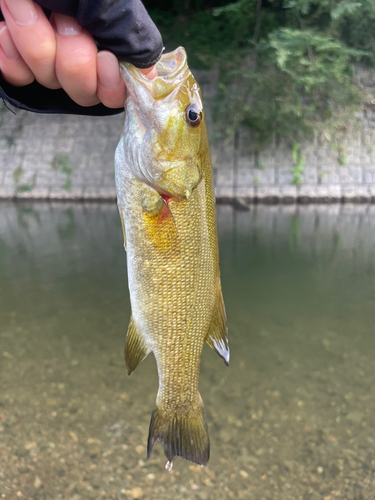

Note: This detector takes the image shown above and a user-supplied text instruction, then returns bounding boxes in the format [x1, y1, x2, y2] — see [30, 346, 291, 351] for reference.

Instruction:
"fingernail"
[2, 0, 38, 27]
[0, 25, 20, 59]
[54, 14, 83, 36]
[97, 51, 121, 89]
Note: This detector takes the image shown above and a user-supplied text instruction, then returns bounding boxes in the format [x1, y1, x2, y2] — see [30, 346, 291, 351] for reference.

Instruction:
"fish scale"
[115, 47, 229, 468]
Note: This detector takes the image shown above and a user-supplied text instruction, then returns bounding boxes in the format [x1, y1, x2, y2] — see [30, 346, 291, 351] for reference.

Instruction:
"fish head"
[120, 47, 204, 199]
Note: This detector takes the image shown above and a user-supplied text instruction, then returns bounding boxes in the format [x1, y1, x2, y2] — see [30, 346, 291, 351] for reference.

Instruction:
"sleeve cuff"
[0, 76, 124, 116]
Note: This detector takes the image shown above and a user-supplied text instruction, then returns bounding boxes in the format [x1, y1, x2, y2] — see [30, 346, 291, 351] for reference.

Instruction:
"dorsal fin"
[125, 316, 150, 375]
[205, 281, 229, 366]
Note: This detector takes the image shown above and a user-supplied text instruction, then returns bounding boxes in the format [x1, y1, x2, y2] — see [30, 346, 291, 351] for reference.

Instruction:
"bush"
[145, 0, 375, 145]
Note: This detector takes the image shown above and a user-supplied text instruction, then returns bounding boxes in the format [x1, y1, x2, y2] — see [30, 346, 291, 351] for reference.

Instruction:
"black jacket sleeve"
[0, 0, 163, 116]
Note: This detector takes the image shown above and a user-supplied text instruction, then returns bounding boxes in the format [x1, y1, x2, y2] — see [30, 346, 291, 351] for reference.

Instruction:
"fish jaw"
[120, 47, 190, 103]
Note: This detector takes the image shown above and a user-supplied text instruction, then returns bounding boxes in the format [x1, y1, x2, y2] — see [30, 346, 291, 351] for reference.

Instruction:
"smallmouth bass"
[115, 47, 229, 468]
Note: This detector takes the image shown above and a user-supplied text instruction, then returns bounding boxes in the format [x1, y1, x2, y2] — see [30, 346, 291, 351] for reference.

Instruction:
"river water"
[0, 202, 375, 500]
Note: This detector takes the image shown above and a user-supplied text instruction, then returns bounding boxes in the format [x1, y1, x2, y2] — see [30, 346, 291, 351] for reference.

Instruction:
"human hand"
[0, 0, 157, 108]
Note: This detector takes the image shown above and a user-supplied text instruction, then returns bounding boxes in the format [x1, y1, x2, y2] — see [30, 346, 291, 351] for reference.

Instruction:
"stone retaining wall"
[1, 69, 375, 202]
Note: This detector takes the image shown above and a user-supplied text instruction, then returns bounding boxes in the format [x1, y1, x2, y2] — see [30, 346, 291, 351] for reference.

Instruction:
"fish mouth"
[156, 47, 187, 80]
[120, 47, 190, 100]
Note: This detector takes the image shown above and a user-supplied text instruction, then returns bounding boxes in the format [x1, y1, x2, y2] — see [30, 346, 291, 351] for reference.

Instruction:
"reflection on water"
[1, 202, 375, 500]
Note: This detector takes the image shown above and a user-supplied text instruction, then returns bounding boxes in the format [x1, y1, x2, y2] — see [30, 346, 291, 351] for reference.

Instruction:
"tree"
[146, 0, 375, 145]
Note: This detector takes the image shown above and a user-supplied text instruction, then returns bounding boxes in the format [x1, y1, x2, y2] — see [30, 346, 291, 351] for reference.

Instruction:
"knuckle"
[26, 40, 56, 66]
[58, 49, 94, 77]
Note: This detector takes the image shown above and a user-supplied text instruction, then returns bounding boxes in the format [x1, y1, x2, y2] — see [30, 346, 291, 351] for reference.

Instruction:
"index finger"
[0, 0, 60, 89]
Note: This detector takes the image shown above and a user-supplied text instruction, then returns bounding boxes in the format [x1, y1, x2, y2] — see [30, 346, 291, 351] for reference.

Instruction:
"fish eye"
[185, 104, 202, 127]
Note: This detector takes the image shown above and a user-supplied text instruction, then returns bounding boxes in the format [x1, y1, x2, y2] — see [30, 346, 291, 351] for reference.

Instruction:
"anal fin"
[125, 316, 150, 375]
[205, 280, 229, 366]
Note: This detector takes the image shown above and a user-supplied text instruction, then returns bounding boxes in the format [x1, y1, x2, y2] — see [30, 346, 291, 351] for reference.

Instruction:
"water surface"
[1, 202, 375, 500]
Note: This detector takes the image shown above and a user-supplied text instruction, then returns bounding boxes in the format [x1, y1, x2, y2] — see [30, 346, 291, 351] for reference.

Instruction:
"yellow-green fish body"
[115, 47, 229, 468]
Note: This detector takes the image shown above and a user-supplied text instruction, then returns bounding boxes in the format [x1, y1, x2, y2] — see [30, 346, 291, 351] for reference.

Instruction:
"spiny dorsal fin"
[125, 316, 150, 375]
[205, 281, 229, 366]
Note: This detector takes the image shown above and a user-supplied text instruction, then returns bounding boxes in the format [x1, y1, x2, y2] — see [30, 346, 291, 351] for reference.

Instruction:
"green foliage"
[13, 165, 24, 183]
[213, 4, 365, 144]
[146, 0, 375, 145]
[337, 144, 346, 165]
[285, 0, 362, 19]
[213, 0, 249, 16]
[148, 3, 255, 68]
[63, 179, 72, 191]
[17, 184, 33, 193]
[15, 171, 36, 194]
[52, 153, 69, 171]
[291, 142, 300, 163]
[291, 142, 305, 184]
[330, 1, 362, 21]
[52, 153, 72, 190]
[268, 29, 364, 89]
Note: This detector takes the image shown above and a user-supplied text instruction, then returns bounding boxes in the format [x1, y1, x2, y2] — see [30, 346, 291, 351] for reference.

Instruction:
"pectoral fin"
[141, 186, 179, 251]
[205, 281, 229, 366]
[125, 316, 150, 375]
[141, 189, 165, 216]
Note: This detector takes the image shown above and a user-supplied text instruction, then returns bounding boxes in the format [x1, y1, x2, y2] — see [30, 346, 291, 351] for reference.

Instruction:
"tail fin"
[147, 394, 210, 467]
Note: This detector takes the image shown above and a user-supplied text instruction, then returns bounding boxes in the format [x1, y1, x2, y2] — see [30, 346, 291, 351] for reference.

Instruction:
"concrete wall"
[1, 69, 375, 202]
